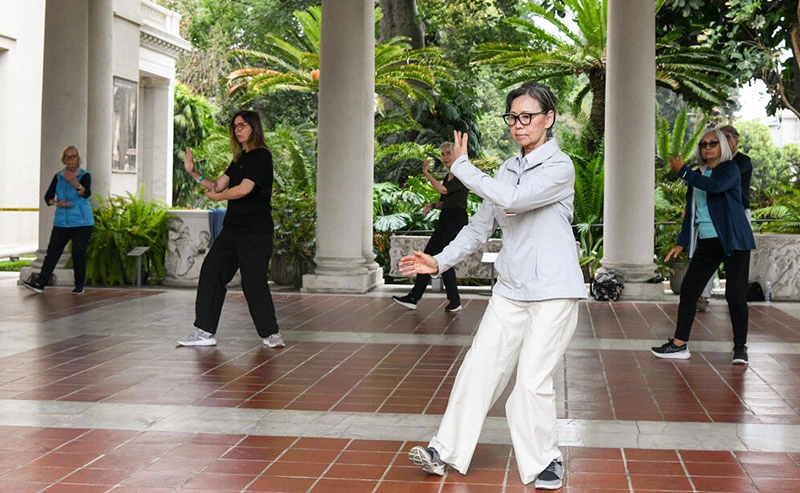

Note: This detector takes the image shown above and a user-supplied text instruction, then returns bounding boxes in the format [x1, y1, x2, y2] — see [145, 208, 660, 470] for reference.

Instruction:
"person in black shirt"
[393, 142, 469, 312]
[177, 110, 284, 348]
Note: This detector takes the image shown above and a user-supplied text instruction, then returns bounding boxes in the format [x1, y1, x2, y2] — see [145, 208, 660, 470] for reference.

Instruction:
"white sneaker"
[408, 445, 446, 476]
[263, 333, 285, 348]
[176, 329, 217, 347]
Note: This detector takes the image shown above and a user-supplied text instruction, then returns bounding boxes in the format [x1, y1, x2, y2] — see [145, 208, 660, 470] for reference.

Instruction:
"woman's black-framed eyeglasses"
[501, 111, 549, 126]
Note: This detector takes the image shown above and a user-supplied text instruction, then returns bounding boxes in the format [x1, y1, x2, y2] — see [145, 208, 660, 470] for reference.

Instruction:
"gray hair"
[695, 127, 733, 164]
[439, 142, 454, 152]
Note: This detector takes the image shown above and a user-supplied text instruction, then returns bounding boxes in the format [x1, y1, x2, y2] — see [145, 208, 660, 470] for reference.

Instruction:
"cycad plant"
[472, 0, 734, 144]
[227, 6, 451, 115]
[653, 104, 703, 275]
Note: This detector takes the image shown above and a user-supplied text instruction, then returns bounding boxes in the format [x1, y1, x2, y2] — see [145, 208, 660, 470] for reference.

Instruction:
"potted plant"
[270, 191, 316, 289]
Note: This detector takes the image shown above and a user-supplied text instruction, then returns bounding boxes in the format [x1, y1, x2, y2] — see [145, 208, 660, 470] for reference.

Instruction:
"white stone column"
[303, 0, 383, 293]
[139, 76, 173, 204]
[602, 0, 662, 298]
[86, 0, 113, 200]
[21, 0, 89, 285]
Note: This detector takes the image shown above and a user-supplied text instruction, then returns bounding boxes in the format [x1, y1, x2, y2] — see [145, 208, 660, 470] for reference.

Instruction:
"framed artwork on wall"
[112, 77, 137, 173]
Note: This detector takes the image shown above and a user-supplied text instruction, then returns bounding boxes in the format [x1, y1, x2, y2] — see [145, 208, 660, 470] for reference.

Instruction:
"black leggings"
[37, 226, 93, 288]
[674, 238, 750, 347]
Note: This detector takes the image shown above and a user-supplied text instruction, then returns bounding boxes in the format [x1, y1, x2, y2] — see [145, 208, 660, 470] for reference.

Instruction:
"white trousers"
[429, 294, 579, 485]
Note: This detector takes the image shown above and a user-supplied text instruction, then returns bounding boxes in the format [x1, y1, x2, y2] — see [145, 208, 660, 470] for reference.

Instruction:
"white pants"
[429, 294, 579, 485]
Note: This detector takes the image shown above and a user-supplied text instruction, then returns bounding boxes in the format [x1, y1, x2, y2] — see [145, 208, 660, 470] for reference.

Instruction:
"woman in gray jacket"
[400, 82, 586, 489]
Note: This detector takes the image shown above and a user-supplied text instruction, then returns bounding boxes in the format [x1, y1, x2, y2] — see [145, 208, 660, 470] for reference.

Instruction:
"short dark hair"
[229, 110, 269, 157]
[719, 124, 739, 138]
[505, 82, 558, 138]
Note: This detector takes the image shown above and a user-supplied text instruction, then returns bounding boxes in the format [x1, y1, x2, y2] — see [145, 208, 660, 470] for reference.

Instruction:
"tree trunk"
[587, 68, 606, 154]
[378, 0, 425, 48]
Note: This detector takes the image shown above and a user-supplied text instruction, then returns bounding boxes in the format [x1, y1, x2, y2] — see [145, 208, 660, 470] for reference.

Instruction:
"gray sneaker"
[263, 333, 285, 348]
[408, 445, 445, 476]
[176, 329, 217, 347]
[535, 459, 564, 490]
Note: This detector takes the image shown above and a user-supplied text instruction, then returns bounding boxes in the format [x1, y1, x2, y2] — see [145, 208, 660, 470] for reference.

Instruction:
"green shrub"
[270, 191, 317, 289]
[0, 259, 31, 272]
[86, 188, 172, 286]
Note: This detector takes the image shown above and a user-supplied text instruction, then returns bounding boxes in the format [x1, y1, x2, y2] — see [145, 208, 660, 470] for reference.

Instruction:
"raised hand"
[668, 154, 684, 173]
[453, 131, 468, 159]
[184, 147, 195, 174]
[422, 158, 432, 175]
[398, 250, 439, 276]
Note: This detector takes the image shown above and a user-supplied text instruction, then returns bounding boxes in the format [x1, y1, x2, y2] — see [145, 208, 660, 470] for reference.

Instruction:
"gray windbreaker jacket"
[434, 138, 587, 301]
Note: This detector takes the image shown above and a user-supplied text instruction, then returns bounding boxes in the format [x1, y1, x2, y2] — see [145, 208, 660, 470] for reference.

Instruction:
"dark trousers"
[37, 226, 93, 289]
[194, 227, 279, 338]
[408, 208, 469, 303]
[675, 238, 750, 347]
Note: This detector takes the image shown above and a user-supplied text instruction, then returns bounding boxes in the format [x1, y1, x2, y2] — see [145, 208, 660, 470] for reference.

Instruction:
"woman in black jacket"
[652, 127, 756, 364]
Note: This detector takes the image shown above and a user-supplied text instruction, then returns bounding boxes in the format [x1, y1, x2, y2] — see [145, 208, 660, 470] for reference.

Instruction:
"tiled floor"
[2, 277, 800, 491]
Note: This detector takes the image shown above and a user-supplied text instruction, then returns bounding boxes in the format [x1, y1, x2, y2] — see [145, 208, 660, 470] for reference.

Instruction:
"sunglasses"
[698, 140, 719, 149]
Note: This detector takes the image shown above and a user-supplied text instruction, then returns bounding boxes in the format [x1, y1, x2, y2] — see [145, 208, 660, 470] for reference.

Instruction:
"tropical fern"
[227, 6, 451, 115]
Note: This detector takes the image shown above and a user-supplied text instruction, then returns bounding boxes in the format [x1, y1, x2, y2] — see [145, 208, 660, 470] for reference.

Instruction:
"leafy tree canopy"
[656, 0, 800, 119]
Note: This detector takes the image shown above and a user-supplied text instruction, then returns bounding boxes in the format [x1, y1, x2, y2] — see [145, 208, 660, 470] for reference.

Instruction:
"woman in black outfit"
[177, 110, 284, 348]
[393, 142, 469, 312]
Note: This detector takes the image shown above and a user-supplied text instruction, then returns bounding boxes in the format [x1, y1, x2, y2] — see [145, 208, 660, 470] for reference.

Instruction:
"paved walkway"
[1, 275, 800, 492]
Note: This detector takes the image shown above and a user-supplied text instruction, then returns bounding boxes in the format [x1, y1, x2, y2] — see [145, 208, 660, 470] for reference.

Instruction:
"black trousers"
[674, 238, 750, 347]
[408, 208, 469, 303]
[194, 227, 279, 337]
[37, 225, 93, 289]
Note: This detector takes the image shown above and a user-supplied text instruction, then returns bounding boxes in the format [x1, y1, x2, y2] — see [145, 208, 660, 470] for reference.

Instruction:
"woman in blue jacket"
[652, 128, 756, 364]
[22, 145, 94, 294]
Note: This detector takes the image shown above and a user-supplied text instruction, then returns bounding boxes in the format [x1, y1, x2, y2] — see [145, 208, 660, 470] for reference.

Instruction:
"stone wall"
[164, 209, 240, 287]
[388, 235, 501, 279]
[749, 233, 800, 301]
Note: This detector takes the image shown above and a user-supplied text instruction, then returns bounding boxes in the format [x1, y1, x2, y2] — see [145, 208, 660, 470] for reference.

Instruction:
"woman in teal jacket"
[22, 145, 94, 294]
[652, 128, 756, 364]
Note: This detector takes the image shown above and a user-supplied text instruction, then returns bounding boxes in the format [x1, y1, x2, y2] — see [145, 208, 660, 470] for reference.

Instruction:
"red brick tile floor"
[1, 281, 800, 491]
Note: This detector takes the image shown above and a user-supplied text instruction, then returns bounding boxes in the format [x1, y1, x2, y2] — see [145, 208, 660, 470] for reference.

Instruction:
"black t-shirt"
[441, 174, 468, 210]
[223, 147, 273, 230]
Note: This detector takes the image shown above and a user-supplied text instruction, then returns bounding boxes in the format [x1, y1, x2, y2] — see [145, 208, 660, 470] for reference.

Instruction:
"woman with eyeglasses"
[400, 82, 586, 489]
[651, 127, 755, 364]
[177, 110, 284, 349]
[22, 145, 94, 295]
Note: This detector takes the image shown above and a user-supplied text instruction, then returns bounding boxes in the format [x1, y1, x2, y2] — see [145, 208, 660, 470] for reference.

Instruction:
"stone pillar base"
[600, 260, 658, 283]
[619, 282, 671, 301]
[302, 267, 384, 294]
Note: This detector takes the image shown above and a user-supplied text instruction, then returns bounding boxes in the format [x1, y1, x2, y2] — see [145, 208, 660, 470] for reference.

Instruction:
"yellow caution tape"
[0, 208, 39, 211]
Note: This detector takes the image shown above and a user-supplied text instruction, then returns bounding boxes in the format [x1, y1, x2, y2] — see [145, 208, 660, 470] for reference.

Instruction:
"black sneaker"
[651, 339, 690, 359]
[444, 300, 462, 312]
[392, 295, 417, 310]
[72, 287, 85, 295]
[732, 345, 749, 365]
[535, 459, 563, 490]
[408, 445, 445, 476]
[22, 280, 44, 294]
